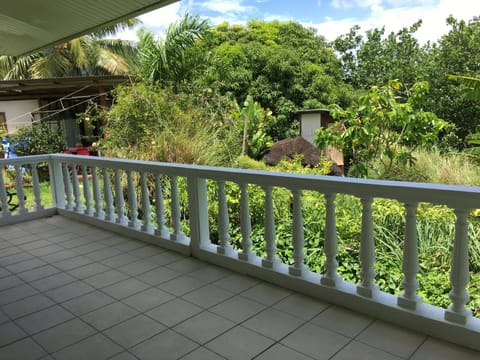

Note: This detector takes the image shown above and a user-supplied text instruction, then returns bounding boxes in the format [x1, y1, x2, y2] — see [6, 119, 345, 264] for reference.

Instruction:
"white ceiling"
[0, 0, 178, 56]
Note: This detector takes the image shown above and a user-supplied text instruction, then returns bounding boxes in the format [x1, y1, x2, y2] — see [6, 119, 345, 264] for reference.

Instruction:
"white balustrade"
[114, 169, 128, 225]
[217, 180, 232, 255]
[140, 172, 154, 233]
[357, 197, 377, 297]
[91, 166, 105, 219]
[81, 165, 93, 216]
[262, 185, 278, 267]
[103, 168, 116, 222]
[289, 189, 305, 276]
[31, 164, 44, 211]
[154, 174, 169, 238]
[127, 170, 141, 230]
[169, 175, 184, 242]
[62, 163, 74, 210]
[321, 193, 341, 286]
[0, 169, 10, 217]
[14, 164, 27, 214]
[238, 183, 255, 261]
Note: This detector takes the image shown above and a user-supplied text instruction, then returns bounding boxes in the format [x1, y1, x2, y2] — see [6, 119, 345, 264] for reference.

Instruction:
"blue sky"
[117, 0, 480, 44]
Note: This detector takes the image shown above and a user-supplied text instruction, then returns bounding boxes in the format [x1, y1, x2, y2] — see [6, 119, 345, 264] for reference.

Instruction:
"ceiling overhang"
[0, 0, 178, 56]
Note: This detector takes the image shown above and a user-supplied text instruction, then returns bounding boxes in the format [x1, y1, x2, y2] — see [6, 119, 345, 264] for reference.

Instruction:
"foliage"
[100, 83, 241, 166]
[315, 80, 450, 177]
[9, 122, 65, 155]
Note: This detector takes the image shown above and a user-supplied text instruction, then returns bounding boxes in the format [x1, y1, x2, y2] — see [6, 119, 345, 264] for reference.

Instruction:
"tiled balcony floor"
[0, 216, 479, 360]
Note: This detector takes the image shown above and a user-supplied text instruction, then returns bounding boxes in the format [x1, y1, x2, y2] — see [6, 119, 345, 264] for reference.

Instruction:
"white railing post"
[262, 186, 278, 268]
[217, 181, 233, 255]
[91, 166, 105, 219]
[62, 163, 73, 210]
[154, 175, 169, 238]
[289, 189, 306, 276]
[187, 176, 209, 253]
[49, 157, 65, 209]
[0, 168, 11, 217]
[14, 164, 27, 214]
[140, 172, 154, 233]
[170, 176, 184, 242]
[398, 202, 421, 310]
[357, 197, 378, 297]
[445, 208, 472, 324]
[114, 169, 128, 225]
[127, 170, 141, 230]
[103, 168, 116, 222]
[238, 183, 256, 261]
[31, 164, 44, 211]
[71, 163, 83, 213]
[321, 193, 342, 286]
[81, 165, 93, 216]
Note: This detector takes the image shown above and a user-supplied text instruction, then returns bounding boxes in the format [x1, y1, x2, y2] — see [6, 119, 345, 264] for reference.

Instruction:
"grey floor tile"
[107, 352, 138, 360]
[113, 241, 145, 253]
[137, 266, 182, 286]
[19, 239, 52, 251]
[121, 287, 175, 312]
[242, 307, 305, 341]
[180, 347, 225, 360]
[0, 252, 34, 266]
[0, 284, 38, 306]
[2, 293, 55, 319]
[0, 267, 11, 278]
[0, 321, 27, 346]
[0, 337, 47, 360]
[281, 323, 350, 360]
[16, 265, 60, 282]
[61, 290, 116, 316]
[0, 309, 9, 324]
[410, 337, 480, 360]
[15, 304, 74, 334]
[273, 294, 329, 321]
[174, 311, 235, 344]
[101, 253, 139, 268]
[73, 242, 109, 256]
[127, 245, 164, 259]
[210, 296, 266, 323]
[6, 258, 47, 273]
[101, 278, 150, 300]
[0, 275, 24, 291]
[103, 314, 166, 348]
[157, 273, 208, 296]
[181, 284, 234, 308]
[310, 306, 373, 338]
[41, 249, 79, 263]
[52, 333, 123, 360]
[85, 247, 123, 261]
[144, 251, 186, 266]
[53, 255, 94, 271]
[240, 282, 291, 306]
[117, 260, 159, 276]
[81, 301, 138, 331]
[146, 298, 203, 327]
[166, 257, 207, 274]
[356, 321, 426, 358]
[131, 330, 197, 360]
[0, 246, 23, 259]
[255, 343, 314, 360]
[187, 264, 232, 283]
[67, 262, 111, 279]
[29, 272, 76, 292]
[44, 280, 95, 302]
[331, 340, 403, 360]
[27, 244, 65, 257]
[213, 273, 260, 294]
[83, 269, 129, 289]
[205, 325, 275, 360]
[33, 318, 97, 353]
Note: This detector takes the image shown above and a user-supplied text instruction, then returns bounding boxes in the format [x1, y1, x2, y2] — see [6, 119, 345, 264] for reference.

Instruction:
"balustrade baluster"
[31, 164, 43, 211]
[238, 183, 255, 261]
[170, 176, 184, 241]
[92, 166, 105, 219]
[217, 181, 233, 255]
[103, 168, 116, 222]
[154, 175, 169, 237]
[114, 169, 128, 225]
[357, 197, 378, 297]
[262, 186, 278, 268]
[321, 193, 341, 286]
[289, 189, 305, 276]
[0, 169, 10, 216]
[71, 163, 83, 213]
[127, 171, 140, 229]
[81, 165, 93, 216]
[14, 164, 27, 214]
[398, 202, 421, 309]
[140, 172, 154, 233]
[445, 208, 472, 324]
[62, 163, 73, 210]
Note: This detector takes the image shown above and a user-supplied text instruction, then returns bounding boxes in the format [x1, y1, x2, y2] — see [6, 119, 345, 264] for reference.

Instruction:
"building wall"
[300, 113, 321, 144]
[0, 99, 39, 134]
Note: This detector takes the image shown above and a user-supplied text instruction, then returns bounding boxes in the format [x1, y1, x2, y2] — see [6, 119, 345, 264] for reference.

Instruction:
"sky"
[116, 0, 480, 44]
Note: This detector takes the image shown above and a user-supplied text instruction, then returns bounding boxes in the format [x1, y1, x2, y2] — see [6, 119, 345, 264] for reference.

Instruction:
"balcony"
[0, 154, 480, 359]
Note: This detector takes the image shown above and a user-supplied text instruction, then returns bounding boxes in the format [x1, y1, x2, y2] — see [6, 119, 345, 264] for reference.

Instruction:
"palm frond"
[90, 18, 140, 39]
[447, 74, 480, 100]
[0, 54, 39, 79]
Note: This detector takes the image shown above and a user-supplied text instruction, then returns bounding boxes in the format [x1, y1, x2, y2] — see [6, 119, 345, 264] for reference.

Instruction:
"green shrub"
[9, 122, 65, 156]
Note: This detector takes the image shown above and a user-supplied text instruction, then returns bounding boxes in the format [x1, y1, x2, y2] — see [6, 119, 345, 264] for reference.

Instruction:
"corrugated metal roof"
[0, 0, 178, 56]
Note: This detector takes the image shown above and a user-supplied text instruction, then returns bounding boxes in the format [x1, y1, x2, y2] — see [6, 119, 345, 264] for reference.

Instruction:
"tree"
[136, 14, 212, 91]
[0, 20, 138, 79]
[314, 80, 450, 178]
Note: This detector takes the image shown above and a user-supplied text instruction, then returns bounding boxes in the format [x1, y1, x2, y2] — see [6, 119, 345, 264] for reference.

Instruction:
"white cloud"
[197, 0, 255, 14]
[312, 0, 480, 43]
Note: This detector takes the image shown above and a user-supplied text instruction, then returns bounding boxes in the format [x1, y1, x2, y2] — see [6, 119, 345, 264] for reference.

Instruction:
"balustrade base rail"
[1, 154, 480, 351]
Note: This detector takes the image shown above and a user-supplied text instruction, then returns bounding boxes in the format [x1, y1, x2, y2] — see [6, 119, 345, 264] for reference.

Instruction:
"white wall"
[300, 113, 321, 144]
[0, 99, 39, 134]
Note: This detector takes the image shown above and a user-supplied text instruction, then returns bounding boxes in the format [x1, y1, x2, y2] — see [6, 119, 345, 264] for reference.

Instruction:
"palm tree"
[0, 20, 139, 79]
[137, 13, 212, 90]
